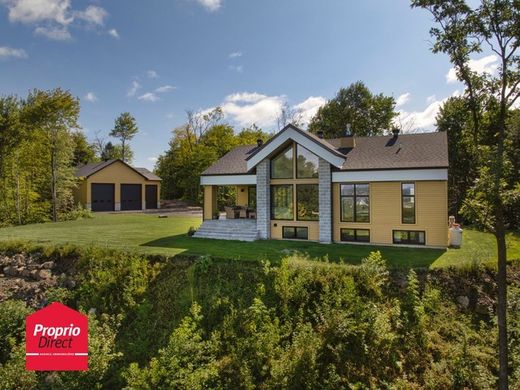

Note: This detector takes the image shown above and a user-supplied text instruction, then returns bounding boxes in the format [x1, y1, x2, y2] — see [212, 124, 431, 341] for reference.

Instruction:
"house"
[195, 124, 449, 247]
[74, 159, 161, 212]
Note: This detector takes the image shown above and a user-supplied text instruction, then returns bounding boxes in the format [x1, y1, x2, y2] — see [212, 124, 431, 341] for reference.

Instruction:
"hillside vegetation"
[1, 242, 520, 389]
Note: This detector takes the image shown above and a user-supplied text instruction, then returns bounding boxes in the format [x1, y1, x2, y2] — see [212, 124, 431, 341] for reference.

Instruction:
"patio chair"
[224, 206, 236, 219]
[239, 207, 248, 219]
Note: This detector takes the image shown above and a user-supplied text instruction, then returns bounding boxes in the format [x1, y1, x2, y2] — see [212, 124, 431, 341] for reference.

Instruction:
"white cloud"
[84, 92, 97, 102]
[75, 5, 107, 25]
[147, 70, 158, 79]
[446, 55, 498, 83]
[155, 85, 176, 93]
[127, 80, 141, 97]
[294, 96, 327, 125]
[220, 92, 284, 128]
[395, 92, 411, 107]
[3, 0, 73, 25]
[426, 94, 437, 103]
[148, 156, 158, 163]
[195, 0, 221, 12]
[1, 0, 108, 40]
[0, 46, 28, 59]
[138, 92, 159, 102]
[108, 28, 119, 38]
[229, 51, 242, 58]
[34, 25, 71, 40]
[228, 64, 243, 73]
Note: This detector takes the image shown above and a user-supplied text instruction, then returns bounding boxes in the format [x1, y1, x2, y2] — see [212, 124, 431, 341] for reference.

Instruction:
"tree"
[236, 125, 270, 145]
[411, 1, 520, 387]
[71, 131, 96, 166]
[110, 113, 138, 163]
[23, 88, 80, 222]
[308, 81, 397, 137]
[436, 97, 478, 221]
[277, 102, 304, 130]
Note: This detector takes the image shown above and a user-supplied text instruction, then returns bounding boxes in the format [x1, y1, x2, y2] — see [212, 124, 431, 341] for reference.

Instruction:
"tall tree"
[411, 1, 520, 387]
[71, 131, 97, 166]
[110, 112, 138, 163]
[308, 81, 397, 137]
[23, 89, 80, 222]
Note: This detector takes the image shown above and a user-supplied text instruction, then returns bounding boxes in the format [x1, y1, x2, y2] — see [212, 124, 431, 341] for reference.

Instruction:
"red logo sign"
[26, 302, 88, 371]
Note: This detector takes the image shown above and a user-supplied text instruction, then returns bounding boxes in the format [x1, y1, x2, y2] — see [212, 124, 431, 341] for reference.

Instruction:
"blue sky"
[0, 0, 497, 169]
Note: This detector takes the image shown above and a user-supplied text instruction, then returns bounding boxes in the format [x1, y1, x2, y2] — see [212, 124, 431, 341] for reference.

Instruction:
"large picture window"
[271, 185, 293, 220]
[296, 184, 319, 221]
[340, 183, 370, 222]
[393, 230, 425, 245]
[296, 145, 319, 178]
[271, 145, 293, 179]
[402, 183, 416, 224]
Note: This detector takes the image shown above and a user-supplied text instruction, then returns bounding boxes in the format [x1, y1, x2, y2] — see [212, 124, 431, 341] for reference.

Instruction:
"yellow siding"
[203, 185, 217, 220]
[73, 179, 88, 206]
[236, 186, 249, 206]
[332, 181, 448, 247]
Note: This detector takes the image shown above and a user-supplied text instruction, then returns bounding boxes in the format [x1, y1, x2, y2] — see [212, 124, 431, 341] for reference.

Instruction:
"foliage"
[0, 300, 31, 363]
[110, 112, 139, 163]
[71, 131, 96, 166]
[156, 109, 269, 203]
[308, 81, 397, 137]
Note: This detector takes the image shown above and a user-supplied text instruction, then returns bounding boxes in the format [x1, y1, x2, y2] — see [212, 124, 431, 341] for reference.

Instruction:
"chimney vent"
[392, 127, 400, 137]
[317, 130, 324, 139]
[256, 139, 263, 147]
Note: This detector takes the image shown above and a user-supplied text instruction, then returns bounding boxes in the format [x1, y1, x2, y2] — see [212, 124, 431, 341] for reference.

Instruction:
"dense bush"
[0, 243, 519, 388]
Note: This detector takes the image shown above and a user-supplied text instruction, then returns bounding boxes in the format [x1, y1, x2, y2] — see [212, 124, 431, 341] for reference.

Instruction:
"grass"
[0, 213, 518, 268]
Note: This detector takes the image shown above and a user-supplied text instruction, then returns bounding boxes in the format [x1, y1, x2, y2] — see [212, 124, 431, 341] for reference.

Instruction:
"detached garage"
[74, 159, 161, 212]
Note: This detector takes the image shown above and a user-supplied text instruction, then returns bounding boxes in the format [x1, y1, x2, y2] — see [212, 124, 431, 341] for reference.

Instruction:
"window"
[282, 226, 308, 240]
[402, 183, 416, 224]
[296, 145, 319, 178]
[248, 186, 256, 208]
[296, 184, 319, 221]
[271, 185, 293, 220]
[393, 230, 425, 245]
[340, 183, 369, 222]
[340, 229, 370, 243]
[271, 145, 293, 179]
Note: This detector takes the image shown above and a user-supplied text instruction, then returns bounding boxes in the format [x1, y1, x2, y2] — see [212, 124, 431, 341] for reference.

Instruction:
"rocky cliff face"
[0, 252, 76, 308]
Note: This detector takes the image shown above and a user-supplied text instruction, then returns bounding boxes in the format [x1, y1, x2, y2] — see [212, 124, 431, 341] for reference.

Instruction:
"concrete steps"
[193, 219, 258, 242]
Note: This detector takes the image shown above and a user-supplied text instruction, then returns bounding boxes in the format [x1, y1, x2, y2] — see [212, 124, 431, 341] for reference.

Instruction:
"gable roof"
[202, 130, 448, 176]
[246, 124, 346, 171]
[75, 159, 161, 181]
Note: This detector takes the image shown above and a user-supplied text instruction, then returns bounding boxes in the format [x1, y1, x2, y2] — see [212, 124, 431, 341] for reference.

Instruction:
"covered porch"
[201, 176, 257, 221]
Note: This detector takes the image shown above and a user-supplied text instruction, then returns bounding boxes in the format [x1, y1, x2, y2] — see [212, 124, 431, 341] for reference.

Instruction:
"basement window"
[340, 228, 370, 243]
[282, 226, 308, 240]
[393, 230, 425, 245]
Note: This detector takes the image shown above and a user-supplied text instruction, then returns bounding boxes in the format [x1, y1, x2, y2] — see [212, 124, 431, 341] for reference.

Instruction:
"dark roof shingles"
[75, 159, 162, 180]
[201, 145, 258, 175]
[203, 131, 448, 175]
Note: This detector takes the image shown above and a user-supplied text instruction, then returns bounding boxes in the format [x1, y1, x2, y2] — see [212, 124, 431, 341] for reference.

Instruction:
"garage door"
[91, 184, 115, 212]
[145, 185, 158, 209]
[121, 184, 142, 211]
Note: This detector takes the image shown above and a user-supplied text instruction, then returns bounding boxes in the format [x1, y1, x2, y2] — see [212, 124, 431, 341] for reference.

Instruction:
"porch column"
[256, 158, 270, 239]
[203, 185, 217, 220]
[319, 158, 332, 243]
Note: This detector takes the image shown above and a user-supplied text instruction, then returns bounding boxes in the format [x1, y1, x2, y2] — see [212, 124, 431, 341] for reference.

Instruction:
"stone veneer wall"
[256, 158, 270, 239]
[318, 158, 332, 243]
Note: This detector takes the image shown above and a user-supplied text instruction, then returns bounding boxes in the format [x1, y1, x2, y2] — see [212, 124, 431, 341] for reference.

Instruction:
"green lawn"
[0, 213, 518, 268]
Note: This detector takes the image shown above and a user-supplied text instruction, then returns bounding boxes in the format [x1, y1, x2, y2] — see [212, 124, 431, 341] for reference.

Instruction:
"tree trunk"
[496, 218, 508, 390]
[51, 143, 57, 222]
[121, 139, 126, 162]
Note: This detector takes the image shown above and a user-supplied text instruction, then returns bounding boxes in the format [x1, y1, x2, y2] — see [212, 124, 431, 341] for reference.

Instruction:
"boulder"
[3, 265, 19, 276]
[36, 269, 52, 281]
[40, 261, 55, 269]
[456, 295, 470, 308]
